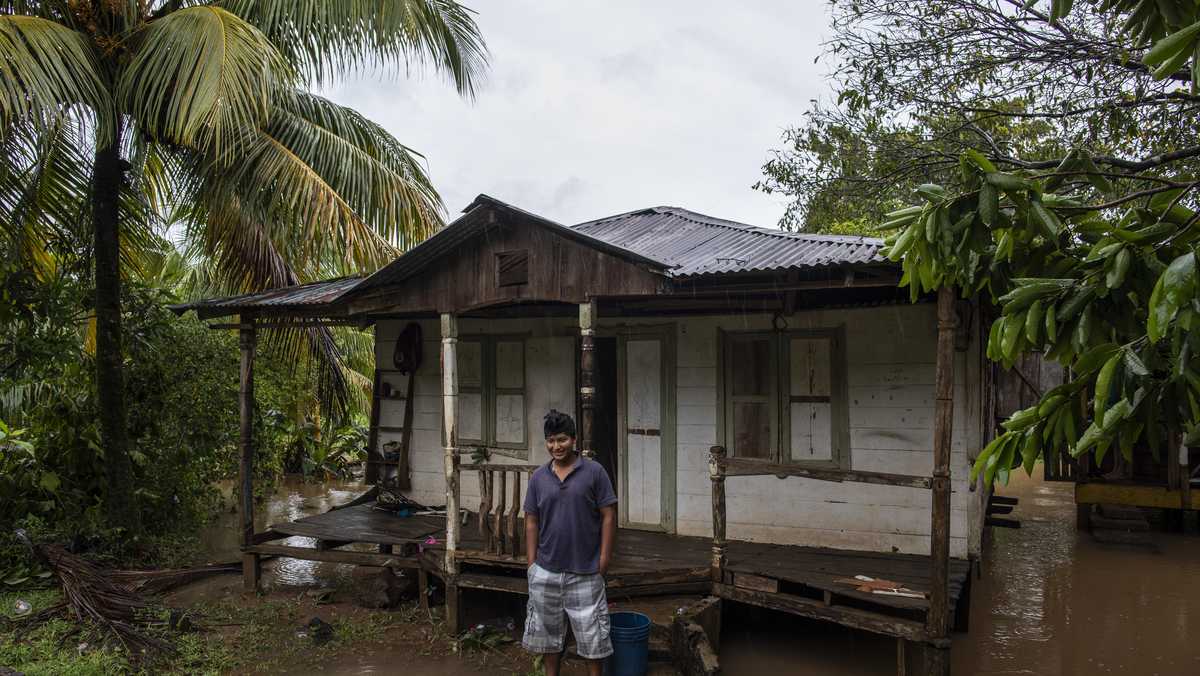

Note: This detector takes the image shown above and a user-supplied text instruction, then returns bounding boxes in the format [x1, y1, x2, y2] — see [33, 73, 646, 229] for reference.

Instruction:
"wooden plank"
[722, 457, 932, 489]
[1075, 482, 1200, 510]
[366, 369, 383, 484]
[493, 470, 506, 554]
[714, 583, 931, 642]
[733, 572, 779, 593]
[247, 544, 421, 568]
[267, 506, 443, 544]
[462, 462, 541, 473]
[239, 326, 256, 551]
[441, 313, 460, 576]
[927, 286, 956, 675]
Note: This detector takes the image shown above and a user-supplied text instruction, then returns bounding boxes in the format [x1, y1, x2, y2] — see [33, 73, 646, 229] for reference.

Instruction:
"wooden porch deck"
[250, 504, 970, 641]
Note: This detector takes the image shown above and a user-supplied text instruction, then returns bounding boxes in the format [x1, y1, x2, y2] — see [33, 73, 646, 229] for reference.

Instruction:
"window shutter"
[788, 337, 834, 462]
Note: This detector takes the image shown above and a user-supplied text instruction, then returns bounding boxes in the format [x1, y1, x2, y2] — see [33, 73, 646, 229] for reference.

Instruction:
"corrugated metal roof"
[355, 194, 671, 292]
[174, 200, 891, 318]
[573, 206, 887, 278]
[169, 276, 363, 317]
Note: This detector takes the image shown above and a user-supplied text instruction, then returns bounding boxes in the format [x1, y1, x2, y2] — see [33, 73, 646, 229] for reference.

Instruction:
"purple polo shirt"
[523, 456, 617, 574]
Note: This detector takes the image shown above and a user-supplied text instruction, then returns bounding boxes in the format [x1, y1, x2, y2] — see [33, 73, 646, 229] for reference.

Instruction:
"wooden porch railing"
[468, 461, 539, 556]
[706, 445, 937, 584]
[707, 287, 960, 676]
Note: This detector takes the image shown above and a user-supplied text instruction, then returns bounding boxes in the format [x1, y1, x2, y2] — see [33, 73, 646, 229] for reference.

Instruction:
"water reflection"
[952, 472, 1200, 676]
[196, 476, 369, 589]
[719, 471, 1200, 675]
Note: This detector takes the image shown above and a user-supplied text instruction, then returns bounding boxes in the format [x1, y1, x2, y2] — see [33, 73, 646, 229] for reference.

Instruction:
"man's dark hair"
[543, 409, 576, 439]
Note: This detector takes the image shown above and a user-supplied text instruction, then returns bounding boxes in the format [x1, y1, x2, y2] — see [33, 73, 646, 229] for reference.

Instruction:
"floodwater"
[195, 472, 1200, 675]
[195, 476, 367, 589]
[720, 470, 1200, 675]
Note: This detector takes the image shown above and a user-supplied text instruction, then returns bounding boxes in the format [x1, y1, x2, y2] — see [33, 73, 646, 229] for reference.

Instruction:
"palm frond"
[221, 0, 488, 94]
[117, 6, 295, 155]
[0, 114, 90, 276]
[209, 91, 441, 274]
[0, 15, 109, 135]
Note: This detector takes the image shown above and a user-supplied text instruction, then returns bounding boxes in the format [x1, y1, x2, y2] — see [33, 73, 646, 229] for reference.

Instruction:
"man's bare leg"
[543, 652, 561, 676]
[586, 657, 603, 676]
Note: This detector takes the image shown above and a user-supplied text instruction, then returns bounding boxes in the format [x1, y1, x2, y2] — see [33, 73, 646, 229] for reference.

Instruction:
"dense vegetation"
[0, 0, 486, 533]
[1, 253, 369, 583]
[762, 0, 1200, 482]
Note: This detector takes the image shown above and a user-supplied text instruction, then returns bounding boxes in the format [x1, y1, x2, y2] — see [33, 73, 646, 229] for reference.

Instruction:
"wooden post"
[441, 313, 462, 634]
[925, 288, 956, 675]
[897, 637, 908, 676]
[239, 322, 260, 592]
[1179, 438, 1191, 512]
[708, 445, 727, 584]
[441, 314, 460, 574]
[580, 300, 596, 458]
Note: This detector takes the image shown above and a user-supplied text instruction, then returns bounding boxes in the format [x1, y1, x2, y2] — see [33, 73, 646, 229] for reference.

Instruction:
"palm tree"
[0, 1, 487, 530]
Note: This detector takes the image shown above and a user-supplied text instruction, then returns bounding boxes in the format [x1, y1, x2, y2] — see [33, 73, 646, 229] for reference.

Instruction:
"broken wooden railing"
[469, 461, 539, 556]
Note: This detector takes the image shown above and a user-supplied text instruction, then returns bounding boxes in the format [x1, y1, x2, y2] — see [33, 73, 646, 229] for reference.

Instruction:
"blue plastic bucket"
[607, 611, 651, 676]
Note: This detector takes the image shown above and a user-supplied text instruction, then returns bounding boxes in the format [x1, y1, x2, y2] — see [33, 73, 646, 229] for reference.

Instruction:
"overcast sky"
[323, 1, 831, 229]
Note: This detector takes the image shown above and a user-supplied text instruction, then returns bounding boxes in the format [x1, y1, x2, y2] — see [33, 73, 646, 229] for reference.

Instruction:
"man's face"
[545, 433, 575, 462]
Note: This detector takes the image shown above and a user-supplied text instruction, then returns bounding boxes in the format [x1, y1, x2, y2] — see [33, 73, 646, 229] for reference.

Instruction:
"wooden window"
[725, 334, 777, 460]
[457, 336, 528, 456]
[496, 250, 529, 287]
[720, 328, 848, 468]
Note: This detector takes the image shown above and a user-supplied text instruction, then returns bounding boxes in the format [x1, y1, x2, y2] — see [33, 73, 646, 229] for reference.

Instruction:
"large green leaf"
[1148, 252, 1198, 341]
[0, 16, 110, 133]
[1143, 20, 1200, 69]
[118, 6, 295, 153]
[221, 0, 488, 94]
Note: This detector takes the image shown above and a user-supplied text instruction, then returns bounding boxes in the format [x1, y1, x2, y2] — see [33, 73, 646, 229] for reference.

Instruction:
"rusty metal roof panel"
[168, 276, 364, 317]
[573, 206, 887, 278]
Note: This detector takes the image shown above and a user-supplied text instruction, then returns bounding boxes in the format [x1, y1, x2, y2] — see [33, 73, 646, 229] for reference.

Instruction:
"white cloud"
[323, 1, 830, 229]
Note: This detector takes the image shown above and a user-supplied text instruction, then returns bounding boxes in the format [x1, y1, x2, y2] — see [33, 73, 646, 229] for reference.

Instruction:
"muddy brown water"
[194, 472, 1200, 675]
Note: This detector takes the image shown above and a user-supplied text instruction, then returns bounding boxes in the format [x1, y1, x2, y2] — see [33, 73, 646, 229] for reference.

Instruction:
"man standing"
[522, 410, 618, 676]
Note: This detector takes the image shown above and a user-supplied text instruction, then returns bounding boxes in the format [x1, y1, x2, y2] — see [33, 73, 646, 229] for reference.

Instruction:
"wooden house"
[176, 195, 998, 674]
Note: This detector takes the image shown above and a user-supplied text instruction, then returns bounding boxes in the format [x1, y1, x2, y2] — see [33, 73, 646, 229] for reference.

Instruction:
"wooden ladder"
[365, 367, 416, 488]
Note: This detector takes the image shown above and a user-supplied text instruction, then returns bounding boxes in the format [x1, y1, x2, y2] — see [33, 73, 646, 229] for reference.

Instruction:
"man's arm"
[525, 512, 539, 567]
[597, 504, 616, 576]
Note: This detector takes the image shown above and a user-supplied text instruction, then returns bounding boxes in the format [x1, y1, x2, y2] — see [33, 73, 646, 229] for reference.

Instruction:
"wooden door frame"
[611, 324, 677, 533]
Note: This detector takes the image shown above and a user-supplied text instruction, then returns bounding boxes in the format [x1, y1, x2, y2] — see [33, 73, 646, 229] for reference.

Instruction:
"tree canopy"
[0, 0, 488, 529]
[762, 0, 1200, 484]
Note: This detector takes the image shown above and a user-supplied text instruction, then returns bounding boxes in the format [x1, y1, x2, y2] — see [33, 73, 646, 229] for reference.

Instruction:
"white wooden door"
[619, 329, 675, 532]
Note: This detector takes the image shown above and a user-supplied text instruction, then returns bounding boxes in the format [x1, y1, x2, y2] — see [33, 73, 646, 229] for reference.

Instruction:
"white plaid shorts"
[522, 562, 612, 660]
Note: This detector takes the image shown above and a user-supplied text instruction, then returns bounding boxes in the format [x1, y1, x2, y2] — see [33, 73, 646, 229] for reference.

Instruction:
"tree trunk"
[92, 115, 139, 532]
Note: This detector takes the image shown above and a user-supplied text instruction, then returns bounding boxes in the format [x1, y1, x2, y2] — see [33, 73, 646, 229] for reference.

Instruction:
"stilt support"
[241, 553, 261, 593]
[238, 322, 259, 593]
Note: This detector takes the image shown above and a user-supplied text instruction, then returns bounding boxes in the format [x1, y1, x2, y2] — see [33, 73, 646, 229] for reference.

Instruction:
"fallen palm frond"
[109, 562, 240, 596]
[15, 530, 176, 657]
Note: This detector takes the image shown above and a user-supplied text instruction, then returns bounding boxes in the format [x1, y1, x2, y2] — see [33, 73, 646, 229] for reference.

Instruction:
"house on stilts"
[174, 195, 1005, 674]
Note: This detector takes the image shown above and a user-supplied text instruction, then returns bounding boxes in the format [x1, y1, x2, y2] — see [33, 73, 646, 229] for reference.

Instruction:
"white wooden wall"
[373, 318, 576, 514]
[374, 303, 985, 559]
[662, 305, 981, 559]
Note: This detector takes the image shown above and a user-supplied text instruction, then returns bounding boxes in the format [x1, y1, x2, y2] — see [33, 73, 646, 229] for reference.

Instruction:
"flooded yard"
[189, 471, 1199, 675]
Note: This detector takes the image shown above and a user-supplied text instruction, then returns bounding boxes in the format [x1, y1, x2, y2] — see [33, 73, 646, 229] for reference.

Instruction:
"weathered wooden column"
[925, 287, 956, 675]
[708, 445, 727, 584]
[440, 313, 462, 630]
[1179, 438, 1191, 511]
[579, 299, 597, 458]
[239, 320, 260, 592]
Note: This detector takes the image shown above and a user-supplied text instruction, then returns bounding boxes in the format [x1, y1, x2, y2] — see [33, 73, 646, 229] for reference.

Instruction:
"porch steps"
[1089, 504, 1154, 548]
